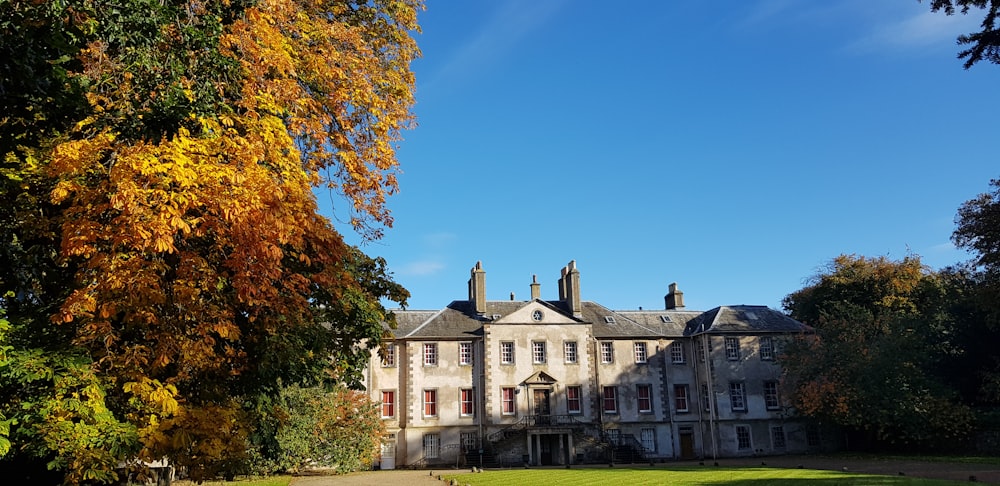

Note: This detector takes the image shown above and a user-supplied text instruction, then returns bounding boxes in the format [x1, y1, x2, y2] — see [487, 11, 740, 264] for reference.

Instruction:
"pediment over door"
[521, 371, 558, 387]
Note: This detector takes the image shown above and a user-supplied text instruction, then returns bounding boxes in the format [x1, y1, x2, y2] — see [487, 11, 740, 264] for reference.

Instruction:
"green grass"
[440, 467, 970, 485]
[172, 476, 292, 486]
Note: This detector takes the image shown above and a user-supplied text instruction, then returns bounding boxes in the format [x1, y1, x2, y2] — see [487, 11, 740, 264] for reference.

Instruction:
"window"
[640, 428, 656, 452]
[772, 426, 786, 449]
[736, 425, 752, 450]
[531, 309, 543, 321]
[532, 341, 546, 363]
[760, 336, 774, 361]
[637, 384, 653, 413]
[604, 316, 616, 324]
[807, 424, 822, 447]
[725, 337, 740, 361]
[566, 386, 582, 414]
[698, 339, 709, 362]
[602, 386, 618, 413]
[461, 432, 478, 452]
[501, 387, 516, 415]
[634, 342, 648, 363]
[382, 343, 396, 367]
[764, 381, 780, 410]
[423, 434, 440, 459]
[500, 341, 514, 364]
[674, 385, 689, 413]
[381, 390, 395, 418]
[606, 429, 621, 445]
[600, 341, 614, 363]
[460, 388, 474, 416]
[564, 341, 578, 363]
[423, 389, 437, 417]
[670, 342, 685, 364]
[701, 384, 712, 412]
[423, 343, 437, 366]
[729, 382, 746, 412]
[459, 342, 473, 365]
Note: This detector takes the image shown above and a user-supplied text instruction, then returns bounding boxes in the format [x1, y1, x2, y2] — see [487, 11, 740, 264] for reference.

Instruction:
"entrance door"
[533, 389, 551, 424]
[679, 431, 695, 460]
[539, 435, 553, 465]
[381, 437, 396, 470]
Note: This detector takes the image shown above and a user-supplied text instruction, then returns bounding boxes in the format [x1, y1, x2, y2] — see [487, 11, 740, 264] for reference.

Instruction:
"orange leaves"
[221, 0, 421, 236]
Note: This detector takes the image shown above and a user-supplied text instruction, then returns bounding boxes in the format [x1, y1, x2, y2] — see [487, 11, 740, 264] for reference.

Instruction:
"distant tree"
[926, 0, 1000, 68]
[951, 178, 1000, 403]
[954, 178, 1000, 270]
[782, 255, 973, 450]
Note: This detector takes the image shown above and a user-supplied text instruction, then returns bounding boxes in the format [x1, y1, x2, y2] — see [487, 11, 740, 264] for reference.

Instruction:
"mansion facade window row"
[378, 378, 785, 419]
[385, 337, 780, 369]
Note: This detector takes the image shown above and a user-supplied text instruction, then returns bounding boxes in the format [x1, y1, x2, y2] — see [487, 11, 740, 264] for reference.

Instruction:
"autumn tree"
[0, 0, 418, 483]
[925, 0, 1000, 68]
[782, 254, 973, 450]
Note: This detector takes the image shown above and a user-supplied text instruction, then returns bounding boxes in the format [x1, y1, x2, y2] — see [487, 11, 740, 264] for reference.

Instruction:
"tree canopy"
[0, 0, 418, 482]
[782, 255, 974, 450]
[926, 0, 1000, 68]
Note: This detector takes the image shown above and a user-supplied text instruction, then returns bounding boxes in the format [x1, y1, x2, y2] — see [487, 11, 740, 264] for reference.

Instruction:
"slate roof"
[385, 301, 806, 340]
[584, 302, 697, 338]
[682, 305, 810, 335]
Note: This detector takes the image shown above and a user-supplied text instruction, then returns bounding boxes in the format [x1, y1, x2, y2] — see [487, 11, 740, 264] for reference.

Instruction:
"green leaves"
[782, 254, 974, 449]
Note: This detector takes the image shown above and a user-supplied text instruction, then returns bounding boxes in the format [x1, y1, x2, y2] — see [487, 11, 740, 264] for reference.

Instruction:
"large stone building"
[365, 261, 833, 468]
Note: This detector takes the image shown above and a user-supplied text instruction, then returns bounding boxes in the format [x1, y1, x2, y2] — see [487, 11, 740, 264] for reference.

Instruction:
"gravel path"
[290, 456, 1000, 485]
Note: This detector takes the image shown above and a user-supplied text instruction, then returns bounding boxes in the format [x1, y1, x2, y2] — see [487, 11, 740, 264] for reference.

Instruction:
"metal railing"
[486, 414, 592, 443]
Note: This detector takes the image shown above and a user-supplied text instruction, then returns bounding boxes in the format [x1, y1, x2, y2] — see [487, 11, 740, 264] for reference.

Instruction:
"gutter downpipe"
[702, 333, 718, 461]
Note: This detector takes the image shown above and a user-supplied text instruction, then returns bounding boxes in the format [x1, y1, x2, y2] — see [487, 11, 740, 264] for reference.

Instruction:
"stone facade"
[365, 261, 836, 468]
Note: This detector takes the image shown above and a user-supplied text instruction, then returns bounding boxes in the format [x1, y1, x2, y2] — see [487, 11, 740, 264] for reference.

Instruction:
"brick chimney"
[468, 261, 486, 314]
[530, 274, 541, 300]
[665, 282, 684, 310]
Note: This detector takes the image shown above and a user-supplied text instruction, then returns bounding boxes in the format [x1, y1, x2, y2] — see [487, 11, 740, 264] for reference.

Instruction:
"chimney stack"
[530, 275, 541, 300]
[563, 260, 582, 317]
[665, 282, 684, 310]
[468, 261, 487, 314]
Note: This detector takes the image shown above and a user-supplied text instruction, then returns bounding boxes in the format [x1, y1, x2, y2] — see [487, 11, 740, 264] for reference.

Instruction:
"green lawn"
[440, 467, 970, 485]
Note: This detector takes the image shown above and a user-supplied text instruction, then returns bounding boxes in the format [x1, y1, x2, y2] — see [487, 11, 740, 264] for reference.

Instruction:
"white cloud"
[423, 232, 457, 249]
[399, 260, 446, 276]
[847, 9, 979, 53]
[420, 0, 567, 95]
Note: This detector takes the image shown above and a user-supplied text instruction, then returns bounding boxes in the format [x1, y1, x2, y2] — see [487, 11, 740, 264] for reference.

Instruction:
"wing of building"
[366, 261, 831, 469]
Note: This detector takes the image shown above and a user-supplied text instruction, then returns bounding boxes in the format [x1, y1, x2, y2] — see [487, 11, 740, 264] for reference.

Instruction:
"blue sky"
[326, 0, 996, 312]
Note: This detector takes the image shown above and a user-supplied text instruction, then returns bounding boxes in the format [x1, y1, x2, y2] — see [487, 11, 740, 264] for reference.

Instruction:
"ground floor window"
[461, 431, 478, 452]
[423, 433, 440, 459]
[606, 429, 621, 446]
[735, 425, 752, 450]
[771, 426, 786, 449]
[640, 428, 656, 453]
[807, 424, 822, 447]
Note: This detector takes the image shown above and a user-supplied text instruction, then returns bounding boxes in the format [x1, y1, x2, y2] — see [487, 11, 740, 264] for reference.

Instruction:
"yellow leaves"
[124, 378, 180, 418]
